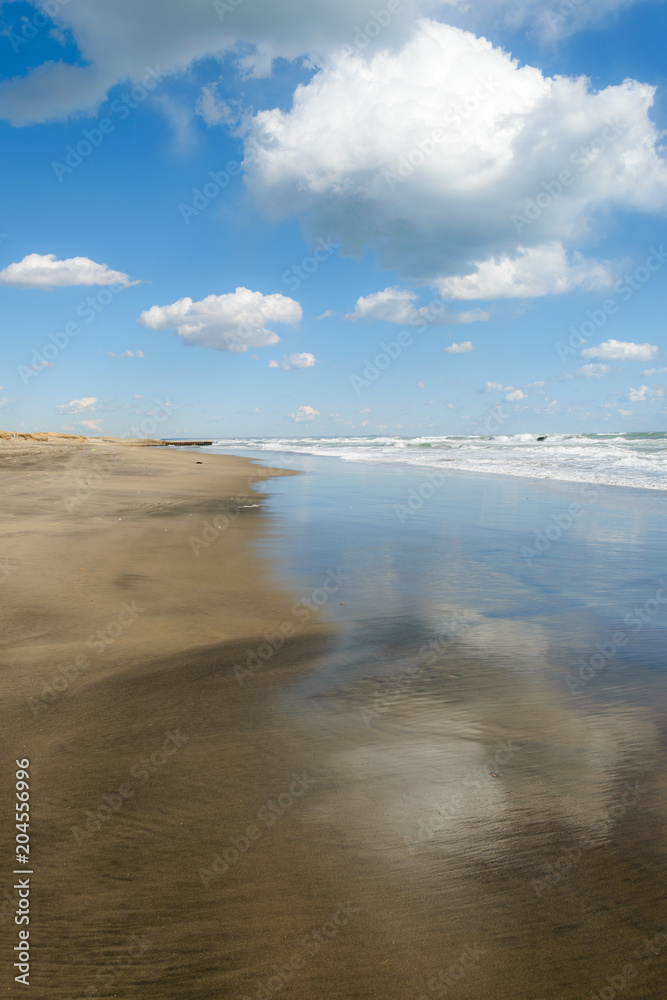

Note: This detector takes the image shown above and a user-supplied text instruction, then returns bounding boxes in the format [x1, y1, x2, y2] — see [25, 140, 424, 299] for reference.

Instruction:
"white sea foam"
[209, 433, 667, 490]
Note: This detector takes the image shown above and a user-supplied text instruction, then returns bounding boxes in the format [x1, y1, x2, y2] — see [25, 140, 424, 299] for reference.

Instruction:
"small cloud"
[627, 385, 663, 402]
[438, 244, 613, 300]
[288, 405, 320, 422]
[79, 418, 103, 431]
[252, 408, 262, 414]
[358, 408, 371, 413]
[138, 287, 302, 353]
[133, 394, 144, 399]
[154, 94, 197, 153]
[281, 352, 316, 369]
[641, 367, 667, 376]
[619, 409, 633, 417]
[110, 349, 144, 359]
[268, 360, 279, 368]
[581, 339, 659, 362]
[578, 363, 610, 378]
[0, 398, 8, 409]
[444, 341, 474, 354]
[194, 84, 234, 127]
[56, 396, 98, 414]
[317, 309, 333, 320]
[486, 382, 528, 400]
[417, 381, 425, 389]
[528, 381, 545, 388]
[346, 286, 488, 326]
[0, 253, 137, 289]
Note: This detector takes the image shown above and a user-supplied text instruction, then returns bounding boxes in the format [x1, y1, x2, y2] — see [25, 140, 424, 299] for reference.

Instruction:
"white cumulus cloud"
[641, 367, 667, 376]
[346, 286, 488, 324]
[280, 352, 317, 369]
[288, 404, 320, 422]
[444, 340, 474, 353]
[627, 385, 663, 402]
[0, 0, 644, 125]
[0, 253, 137, 289]
[244, 19, 667, 297]
[581, 339, 659, 361]
[437, 244, 614, 300]
[56, 396, 98, 414]
[506, 389, 526, 401]
[137, 287, 302, 352]
[485, 381, 519, 393]
[578, 363, 611, 377]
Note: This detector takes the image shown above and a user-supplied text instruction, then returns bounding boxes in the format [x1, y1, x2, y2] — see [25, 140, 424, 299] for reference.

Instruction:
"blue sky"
[0, 0, 665, 438]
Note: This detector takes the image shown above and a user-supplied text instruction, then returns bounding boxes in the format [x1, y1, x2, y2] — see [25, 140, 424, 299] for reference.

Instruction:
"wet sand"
[0, 442, 341, 998]
[1, 442, 667, 999]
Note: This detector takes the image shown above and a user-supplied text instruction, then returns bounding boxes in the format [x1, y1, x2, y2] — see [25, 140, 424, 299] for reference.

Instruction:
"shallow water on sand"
[213, 449, 667, 999]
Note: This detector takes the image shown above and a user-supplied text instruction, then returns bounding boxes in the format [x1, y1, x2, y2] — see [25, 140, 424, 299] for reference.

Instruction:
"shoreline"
[214, 446, 667, 497]
[2, 440, 666, 999]
[204, 433, 667, 492]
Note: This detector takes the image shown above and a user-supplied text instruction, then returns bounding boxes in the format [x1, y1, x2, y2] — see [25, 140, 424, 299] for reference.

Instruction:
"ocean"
[200, 442, 667, 998]
[209, 431, 666, 490]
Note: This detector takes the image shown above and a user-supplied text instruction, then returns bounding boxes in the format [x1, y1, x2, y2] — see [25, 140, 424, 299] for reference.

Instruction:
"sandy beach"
[0, 441, 345, 999]
[2, 440, 667, 1000]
